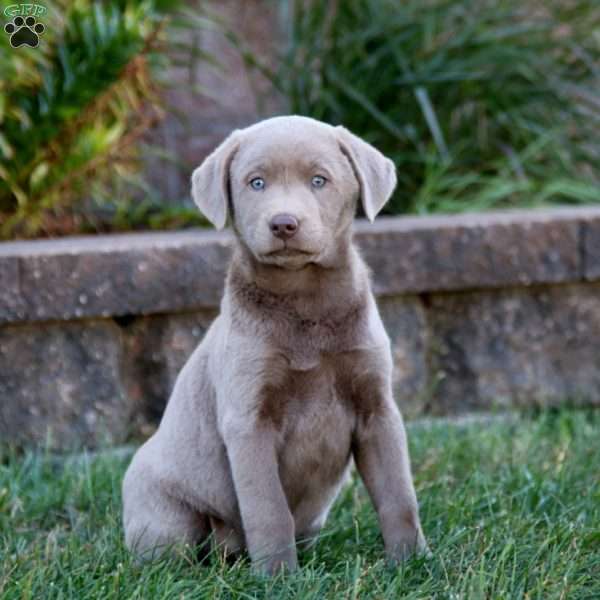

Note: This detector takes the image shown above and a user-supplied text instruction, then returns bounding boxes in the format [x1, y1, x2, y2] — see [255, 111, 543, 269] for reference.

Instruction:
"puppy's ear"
[336, 126, 396, 222]
[191, 131, 240, 230]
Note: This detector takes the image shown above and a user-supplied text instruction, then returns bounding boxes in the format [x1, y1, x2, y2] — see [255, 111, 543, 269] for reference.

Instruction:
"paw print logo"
[4, 15, 45, 48]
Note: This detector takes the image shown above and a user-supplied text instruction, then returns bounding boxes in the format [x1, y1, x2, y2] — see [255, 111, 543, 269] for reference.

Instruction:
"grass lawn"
[1, 410, 599, 599]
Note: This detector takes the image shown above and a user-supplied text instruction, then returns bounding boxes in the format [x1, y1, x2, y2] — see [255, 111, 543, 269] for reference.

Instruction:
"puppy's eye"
[249, 177, 265, 191]
[311, 175, 327, 188]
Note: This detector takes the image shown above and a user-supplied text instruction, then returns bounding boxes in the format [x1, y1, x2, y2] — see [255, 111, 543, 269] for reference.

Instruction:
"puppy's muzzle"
[270, 214, 299, 240]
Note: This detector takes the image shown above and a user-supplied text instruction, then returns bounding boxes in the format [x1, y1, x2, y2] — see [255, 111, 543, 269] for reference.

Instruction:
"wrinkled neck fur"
[226, 232, 369, 322]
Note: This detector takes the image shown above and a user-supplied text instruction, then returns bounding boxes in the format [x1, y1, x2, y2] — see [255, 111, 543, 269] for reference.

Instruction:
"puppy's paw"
[386, 528, 429, 564]
[252, 547, 298, 576]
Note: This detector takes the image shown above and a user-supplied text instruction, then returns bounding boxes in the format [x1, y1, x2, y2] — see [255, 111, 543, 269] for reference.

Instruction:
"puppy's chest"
[277, 315, 364, 371]
[273, 362, 355, 490]
[259, 349, 361, 430]
[257, 347, 380, 494]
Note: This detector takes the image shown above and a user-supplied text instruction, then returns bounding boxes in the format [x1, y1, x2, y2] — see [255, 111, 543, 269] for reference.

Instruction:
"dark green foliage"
[0, 0, 207, 238]
[3, 1, 599, 238]
[235, 0, 600, 216]
[1, 410, 599, 598]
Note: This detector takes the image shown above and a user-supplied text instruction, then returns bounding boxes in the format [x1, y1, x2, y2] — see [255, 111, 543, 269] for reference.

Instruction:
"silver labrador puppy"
[122, 115, 426, 574]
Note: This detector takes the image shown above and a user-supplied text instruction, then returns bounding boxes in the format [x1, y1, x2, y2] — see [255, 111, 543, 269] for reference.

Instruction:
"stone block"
[377, 296, 430, 418]
[2, 207, 600, 326]
[583, 213, 600, 280]
[425, 283, 600, 413]
[0, 320, 129, 448]
[119, 310, 217, 436]
[0, 255, 23, 321]
[0, 230, 232, 324]
[0, 310, 218, 448]
[356, 210, 581, 295]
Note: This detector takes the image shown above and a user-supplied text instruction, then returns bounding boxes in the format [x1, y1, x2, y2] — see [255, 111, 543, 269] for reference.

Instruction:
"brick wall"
[1, 207, 599, 448]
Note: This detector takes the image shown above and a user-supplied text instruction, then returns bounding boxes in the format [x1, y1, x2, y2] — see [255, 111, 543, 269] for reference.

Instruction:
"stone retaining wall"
[1, 207, 599, 448]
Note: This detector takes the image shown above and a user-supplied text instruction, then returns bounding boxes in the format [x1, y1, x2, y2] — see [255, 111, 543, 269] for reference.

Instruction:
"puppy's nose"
[269, 214, 299, 240]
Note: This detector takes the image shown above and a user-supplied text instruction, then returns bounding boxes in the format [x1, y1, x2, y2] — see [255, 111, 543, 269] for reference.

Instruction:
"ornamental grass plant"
[232, 0, 600, 215]
[0, 0, 215, 239]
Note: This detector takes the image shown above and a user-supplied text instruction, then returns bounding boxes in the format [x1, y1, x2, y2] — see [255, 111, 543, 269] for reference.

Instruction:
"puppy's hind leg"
[123, 465, 210, 562]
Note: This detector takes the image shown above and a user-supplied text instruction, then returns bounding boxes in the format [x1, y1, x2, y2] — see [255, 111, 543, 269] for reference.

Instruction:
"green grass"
[1, 410, 599, 599]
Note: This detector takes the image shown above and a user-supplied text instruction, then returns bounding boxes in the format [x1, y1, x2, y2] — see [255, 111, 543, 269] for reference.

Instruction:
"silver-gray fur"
[122, 116, 426, 574]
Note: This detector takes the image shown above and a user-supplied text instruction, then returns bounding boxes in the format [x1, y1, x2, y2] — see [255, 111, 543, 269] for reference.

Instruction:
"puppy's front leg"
[224, 425, 297, 574]
[353, 383, 427, 563]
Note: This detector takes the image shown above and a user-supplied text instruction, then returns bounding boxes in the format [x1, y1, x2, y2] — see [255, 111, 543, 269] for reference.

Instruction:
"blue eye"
[250, 177, 265, 190]
[311, 175, 326, 188]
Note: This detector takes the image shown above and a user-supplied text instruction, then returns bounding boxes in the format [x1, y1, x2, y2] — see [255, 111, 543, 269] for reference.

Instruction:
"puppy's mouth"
[259, 245, 320, 268]
[265, 247, 314, 258]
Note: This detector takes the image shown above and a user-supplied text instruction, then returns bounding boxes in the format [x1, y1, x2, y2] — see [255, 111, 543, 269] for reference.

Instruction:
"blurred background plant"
[232, 0, 600, 216]
[0, 0, 217, 239]
[1, 0, 599, 239]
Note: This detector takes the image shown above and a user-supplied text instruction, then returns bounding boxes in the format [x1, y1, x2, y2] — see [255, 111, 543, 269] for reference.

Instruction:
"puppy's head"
[191, 116, 396, 269]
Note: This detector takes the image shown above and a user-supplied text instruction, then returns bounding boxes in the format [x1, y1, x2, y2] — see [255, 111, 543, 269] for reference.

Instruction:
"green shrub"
[233, 0, 600, 215]
[0, 0, 212, 239]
